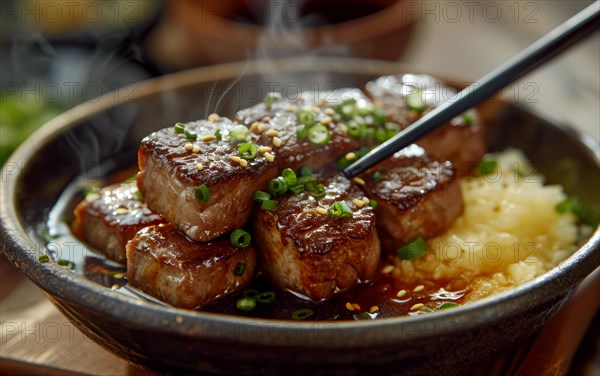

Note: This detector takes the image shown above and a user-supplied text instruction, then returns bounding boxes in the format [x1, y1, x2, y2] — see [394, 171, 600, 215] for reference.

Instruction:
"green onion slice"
[230, 229, 251, 248]
[306, 181, 326, 199]
[439, 302, 460, 310]
[268, 177, 288, 196]
[264, 92, 282, 110]
[214, 129, 222, 141]
[300, 166, 313, 177]
[236, 297, 256, 311]
[397, 237, 428, 260]
[406, 90, 427, 111]
[296, 124, 309, 139]
[57, 259, 73, 269]
[287, 184, 305, 195]
[371, 108, 388, 126]
[194, 184, 210, 203]
[296, 110, 315, 128]
[281, 168, 297, 186]
[256, 291, 276, 304]
[261, 199, 278, 211]
[184, 130, 197, 141]
[373, 171, 382, 182]
[307, 125, 331, 145]
[243, 289, 259, 298]
[229, 125, 250, 143]
[368, 199, 377, 209]
[253, 191, 271, 202]
[38, 255, 50, 263]
[234, 263, 247, 276]
[328, 201, 353, 220]
[292, 308, 314, 320]
[173, 122, 185, 133]
[237, 142, 258, 160]
[556, 196, 600, 227]
[476, 156, 499, 177]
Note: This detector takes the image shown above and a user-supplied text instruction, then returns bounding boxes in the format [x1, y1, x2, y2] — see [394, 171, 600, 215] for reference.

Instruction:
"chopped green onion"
[328, 201, 353, 220]
[57, 259, 73, 269]
[347, 120, 363, 139]
[230, 229, 251, 248]
[385, 122, 400, 138]
[439, 302, 460, 310]
[214, 129, 222, 141]
[371, 108, 388, 126]
[38, 255, 50, 263]
[476, 156, 498, 177]
[406, 90, 427, 111]
[373, 171, 382, 182]
[264, 92, 282, 110]
[300, 166, 313, 177]
[236, 297, 256, 311]
[243, 289, 259, 298]
[256, 291, 276, 304]
[268, 177, 288, 196]
[124, 173, 138, 184]
[281, 168, 297, 186]
[292, 308, 314, 320]
[261, 199, 279, 211]
[353, 312, 373, 320]
[397, 237, 428, 260]
[194, 184, 210, 203]
[295, 174, 317, 186]
[229, 125, 250, 143]
[369, 199, 377, 208]
[234, 263, 247, 276]
[462, 113, 474, 125]
[556, 196, 600, 227]
[288, 184, 305, 195]
[184, 130, 197, 141]
[296, 124, 309, 139]
[296, 110, 315, 128]
[135, 189, 144, 201]
[307, 125, 331, 145]
[237, 142, 258, 160]
[253, 191, 271, 202]
[306, 181, 326, 199]
[374, 128, 388, 143]
[173, 122, 185, 133]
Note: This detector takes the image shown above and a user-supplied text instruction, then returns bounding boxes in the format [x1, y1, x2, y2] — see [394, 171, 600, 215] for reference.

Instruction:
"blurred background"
[1, 0, 598, 374]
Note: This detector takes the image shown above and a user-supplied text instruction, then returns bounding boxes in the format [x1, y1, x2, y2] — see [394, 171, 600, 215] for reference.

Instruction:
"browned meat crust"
[126, 223, 256, 309]
[71, 182, 166, 263]
[359, 145, 463, 251]
[252, 174, 380, 301]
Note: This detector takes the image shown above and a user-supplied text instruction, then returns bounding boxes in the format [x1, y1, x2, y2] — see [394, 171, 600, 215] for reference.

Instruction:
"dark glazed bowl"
[1, 58, 599, 375]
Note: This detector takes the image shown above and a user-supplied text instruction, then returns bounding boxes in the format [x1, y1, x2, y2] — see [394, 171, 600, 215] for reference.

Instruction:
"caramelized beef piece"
[126, 223, 256, 309]
[252, 174, 380, 301]
[71, 182, 166, 263]
[359, 145, 463, 251]
[365, 74, 486, 172]
[138, 117, 278, 242]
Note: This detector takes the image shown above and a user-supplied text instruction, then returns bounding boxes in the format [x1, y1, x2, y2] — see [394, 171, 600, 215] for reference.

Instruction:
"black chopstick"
[343, 2, 600, 179]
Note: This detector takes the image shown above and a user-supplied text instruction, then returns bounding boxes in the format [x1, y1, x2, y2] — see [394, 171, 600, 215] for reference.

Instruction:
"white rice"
[393, 148, 579, 302]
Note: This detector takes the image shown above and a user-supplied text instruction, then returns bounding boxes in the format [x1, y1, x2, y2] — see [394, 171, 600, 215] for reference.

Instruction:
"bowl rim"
[1, 57, 599, 348]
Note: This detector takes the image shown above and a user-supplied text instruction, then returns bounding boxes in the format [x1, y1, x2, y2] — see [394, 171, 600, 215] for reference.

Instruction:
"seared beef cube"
[126, 224, 256, 309]
[359, 145, 463, 251]
[252, 174, 380, 301]
[365, 74, 486, 171]
[138, 117, 278, 242]
[71, 182, 166, 263]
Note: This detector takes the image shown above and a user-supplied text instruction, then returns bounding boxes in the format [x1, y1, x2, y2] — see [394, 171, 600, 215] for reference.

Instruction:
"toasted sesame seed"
[338, 123, 348, 134]
[175, 316, 183, 324]
[257, 123, 268, 132]
[413, 285, 425, 293]
[208, 113, 220, 122]
[311, 106, 321, 113]
[316, 207, 328, 215]
[352, 177, 366, 185]
[369, 306, 379, 314]
[410, 303, 424, 311]
[352, 303, 361, 311]
[382, 265, 394, 274]
[114, 208, 129, 215]
[266, 129, 279, 137]
[318, 98, 329, 105]
[250, 122, 259, 132]
[362, 196, 370, 205]
[396, 290, 407, 298]
[272, 137, 282, 147]
[258, 146, 272, 153]
[202, 135, 216, 142]
[262, 116, 271, 122]
[345, 302, 355, 311]
[324, 108, 335, 115]
[192, 145, 201, 153]
[320, 116, 332, 125]
[239, 159, 248, 167]
[196, 163, 204, 170]
[184, 143, 193, 150]
[113, 272, 125, 279]
[353, 198, 365, 208]
[264, 152, 275, 162]
[286, 105, 298, 113]
[230, 156, 241, 163]
[345, 152, 356, 160]
[111, 284, 120, 290]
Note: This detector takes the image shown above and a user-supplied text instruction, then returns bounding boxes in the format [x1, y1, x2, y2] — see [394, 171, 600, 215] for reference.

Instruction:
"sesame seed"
[311, 106, 321, 113]
[239, 159, 248, 167]
[316, 207, 327, 215]
[264, 152, 275, 162]
[230, 156, 241, 163]
[286, 105, 298, 113]
[352, 177, 366, 185]
[175, 316, 183, 324]
[202, 135, 216, 142]
[353, 198, 365, 208]
[338, 123, 348, 134]
[266, 129, 279, 137]
[114, 208, 129, 215]
[362, 196, 370, 205]
[345, 152, 356, 160]
[352, 303, 361, 311]
[258, 146, 272, 153]
[111, 284, 120, 290]
[272, 137, 282, 147]
[257, 123, 268, 132]
[318, 98, 329, 105]
[324, 108, 335, 115]
[410, 303, 424, 311]
[345, 302, 355, 311]
[208, 113, 220, 122]
[113, 272, 125, 279]
[369, 306, 379, 314]
[250, 122, 259, 132]
[320, 116, 332, 125]
[184, 143, 193, 150]
[413, 285, 425, 293]
[396, 290, 407, 298]
[262, 116, 271, 122]
[382, 265, 394, 274]
[196, 163, 204, 170]
[192, 145, 201, 153]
